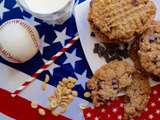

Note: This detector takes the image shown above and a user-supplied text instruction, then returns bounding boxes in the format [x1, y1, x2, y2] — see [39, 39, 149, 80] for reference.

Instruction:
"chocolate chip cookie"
[138, 21, 160, 78]
[88, 0, 156, 43]
[87, 60, 135, 107]
[124, 72, 150, 119]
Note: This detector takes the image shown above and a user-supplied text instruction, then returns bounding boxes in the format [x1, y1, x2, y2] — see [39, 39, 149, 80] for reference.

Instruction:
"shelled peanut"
[48, 77, 78, 116]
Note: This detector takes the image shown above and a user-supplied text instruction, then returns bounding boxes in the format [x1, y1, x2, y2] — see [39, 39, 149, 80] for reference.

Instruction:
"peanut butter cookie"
[88, 0, 156, 43]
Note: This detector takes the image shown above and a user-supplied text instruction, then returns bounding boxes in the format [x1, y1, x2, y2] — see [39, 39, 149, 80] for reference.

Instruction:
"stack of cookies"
[87, 0, 159, 119]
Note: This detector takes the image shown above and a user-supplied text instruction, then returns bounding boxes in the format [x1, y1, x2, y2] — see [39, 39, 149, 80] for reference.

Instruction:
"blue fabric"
[0, 0, 92, 100]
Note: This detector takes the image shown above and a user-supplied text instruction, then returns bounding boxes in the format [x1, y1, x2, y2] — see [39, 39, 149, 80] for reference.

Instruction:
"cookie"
[124, 72, 151, 119]
[138, 21, 160, 78]
[87, 60, 135, 107]
[88, 0, 156, 43]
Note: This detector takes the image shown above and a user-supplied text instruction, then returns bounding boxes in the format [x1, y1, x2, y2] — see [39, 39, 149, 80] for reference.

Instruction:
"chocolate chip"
[97, 46, 105, 57]
[112, 79, 118, 85]
[94, 43, 99, 53]
[90, 0, 95, 7]
[104, 43, 119, 50]
[91, 32, 96, 37]
[113, 85, 119, 89]
[103, 53, 110, 62]
[109, 54, 122, 61]
[112, 79, 119, 89]
[152, 76, 160, 82]
[118, 50, 130, 58]
[131, 0, 139, 6]
[93, 43, 129, 62]
[149, 36, 156, 43]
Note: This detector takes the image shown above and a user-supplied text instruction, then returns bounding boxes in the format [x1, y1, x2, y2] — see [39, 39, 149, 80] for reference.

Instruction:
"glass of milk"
[17, 0, 75, 24]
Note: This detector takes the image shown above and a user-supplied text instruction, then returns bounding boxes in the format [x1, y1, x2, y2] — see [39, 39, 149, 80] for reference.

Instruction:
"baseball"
[0, 19, 40, 63]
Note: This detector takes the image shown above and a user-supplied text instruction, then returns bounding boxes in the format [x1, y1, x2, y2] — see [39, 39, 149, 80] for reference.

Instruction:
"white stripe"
[64, 43, 72, 49]
[0, 113, 15, 120]
[45, 60, 53, 65]
[19, 80, 91, 120]
[26, 77, 34, 82]
[0, 63, 91, 120]
[55, 51, 63, 57]
[36, 69, 44, 74]
[17, 86, 25, 91]
[73, 35, 79, 40]
[0, 63, 32, 92]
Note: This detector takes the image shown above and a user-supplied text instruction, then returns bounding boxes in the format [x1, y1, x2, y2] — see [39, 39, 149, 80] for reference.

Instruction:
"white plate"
[75, 0, 160, 73]
[75, 0, 160, 91]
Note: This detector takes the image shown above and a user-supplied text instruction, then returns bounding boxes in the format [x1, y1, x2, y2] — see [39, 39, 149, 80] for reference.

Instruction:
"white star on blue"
[75, 70, 89, 90]
[13, 2, 23, 12]
[53, 27, 71, 45]
[64, 49, 82, 69]
[0, 0, 9, 19]
[40, 35, 50, 55]
[43, 59, 60, 76]
[75, 0, 79, 6]
[23, 16, 40, 26]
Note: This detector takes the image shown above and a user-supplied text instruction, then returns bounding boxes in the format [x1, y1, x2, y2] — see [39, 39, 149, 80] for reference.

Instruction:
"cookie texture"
[139, 21, 160, 77]
[88, 0, 156, 43]
[124, 72, 150, 119]
[87, 60, 135, 107]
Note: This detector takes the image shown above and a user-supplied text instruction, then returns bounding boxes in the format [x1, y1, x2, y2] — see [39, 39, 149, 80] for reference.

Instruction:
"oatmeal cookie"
[138, 21, 160, 78]
[88, 0, 156, 43]
[87, 60, 135, 107]
[124, 72, 150, 119]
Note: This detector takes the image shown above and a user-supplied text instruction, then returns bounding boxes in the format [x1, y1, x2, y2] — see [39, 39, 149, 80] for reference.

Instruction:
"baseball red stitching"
[0, 19, 40, 63]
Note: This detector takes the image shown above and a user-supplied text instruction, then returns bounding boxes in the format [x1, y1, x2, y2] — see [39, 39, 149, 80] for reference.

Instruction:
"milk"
[17, 0, 75, 24]
[25, 0, 70, 14]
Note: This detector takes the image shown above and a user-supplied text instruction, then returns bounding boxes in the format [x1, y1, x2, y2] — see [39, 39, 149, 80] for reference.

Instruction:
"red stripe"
[60, 48, 68, 52]
[51, 56, 59, 61]
[69, 40, 76, 44]
[32, 73, 40, 78]
[22, 81, 32, 86]
[13, 90, 21, 95]
[41, 64, 49, 69]
[0, 88, 70, 120]
[50, 39, 77, 61]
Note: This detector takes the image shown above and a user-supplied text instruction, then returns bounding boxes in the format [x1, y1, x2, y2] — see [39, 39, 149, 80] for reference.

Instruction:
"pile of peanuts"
[48, 77, 78, 116]
[30, 76, 92, 117]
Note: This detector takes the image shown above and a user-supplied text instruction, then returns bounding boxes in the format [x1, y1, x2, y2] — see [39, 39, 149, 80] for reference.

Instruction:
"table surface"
[2, 1, 160, 120]
[0, 0, 93, 120]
